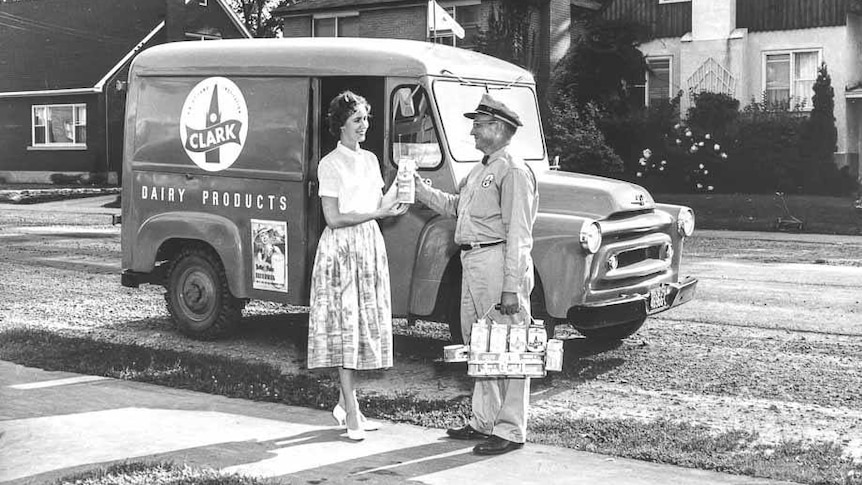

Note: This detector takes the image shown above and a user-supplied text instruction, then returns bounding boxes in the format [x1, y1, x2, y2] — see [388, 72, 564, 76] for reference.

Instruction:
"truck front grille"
[590, 210, 675, 292]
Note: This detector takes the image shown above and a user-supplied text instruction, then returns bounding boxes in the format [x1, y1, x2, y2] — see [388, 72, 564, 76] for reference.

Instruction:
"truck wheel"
[576, 317, 646, 342]
[165, 246, 243, 340]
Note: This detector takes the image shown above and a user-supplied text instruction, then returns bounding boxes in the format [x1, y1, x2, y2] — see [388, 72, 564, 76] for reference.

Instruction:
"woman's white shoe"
[345, 425, 366, 441]
[333, 403, 380, 431]
[332, 403, 347, 427]
[359, 413, 380, 431]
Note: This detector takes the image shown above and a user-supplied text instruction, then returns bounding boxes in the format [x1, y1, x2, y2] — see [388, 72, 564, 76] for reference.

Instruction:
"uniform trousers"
[460, 243, 534, 444]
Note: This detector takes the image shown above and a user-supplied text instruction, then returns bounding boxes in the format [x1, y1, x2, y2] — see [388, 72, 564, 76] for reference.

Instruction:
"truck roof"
[131, 37, 534, 84]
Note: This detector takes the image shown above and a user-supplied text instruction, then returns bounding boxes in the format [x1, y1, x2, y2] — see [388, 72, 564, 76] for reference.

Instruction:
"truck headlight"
[579, 221, 602, 254]
[677, 208, 695, 237]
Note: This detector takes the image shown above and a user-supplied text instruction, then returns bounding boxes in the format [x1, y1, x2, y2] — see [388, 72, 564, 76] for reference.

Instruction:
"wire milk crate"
[442, 305, 563, 377]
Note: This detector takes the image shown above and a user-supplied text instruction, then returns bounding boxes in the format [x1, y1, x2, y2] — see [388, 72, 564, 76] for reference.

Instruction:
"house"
[600, 0, 860, 181]
[0, 0, 251, 185]
[273, 0, 582, 96]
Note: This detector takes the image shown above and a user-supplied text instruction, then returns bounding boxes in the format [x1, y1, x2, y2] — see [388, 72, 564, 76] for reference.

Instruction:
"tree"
[550, 18, 647, 113]
[475, 0, 542, 72]
[798, 63, 857, 194]
[227, 0, 284, 38]
[805, 62, 837, 161]
[545, 95, 624, 176]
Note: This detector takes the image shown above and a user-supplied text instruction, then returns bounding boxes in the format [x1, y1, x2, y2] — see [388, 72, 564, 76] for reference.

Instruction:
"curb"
[0, 187, 120, 204]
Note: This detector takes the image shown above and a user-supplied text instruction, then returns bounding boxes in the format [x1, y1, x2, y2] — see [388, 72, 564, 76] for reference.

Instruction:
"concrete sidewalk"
[0, 361, 796, 485]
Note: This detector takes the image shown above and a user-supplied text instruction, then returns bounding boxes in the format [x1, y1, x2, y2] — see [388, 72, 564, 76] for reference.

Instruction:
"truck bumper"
[121, 270, 163, 288]
[567, 276, 698, 329]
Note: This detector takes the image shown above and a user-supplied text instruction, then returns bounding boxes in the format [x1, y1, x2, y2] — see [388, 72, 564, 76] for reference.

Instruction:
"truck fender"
[409, 216, 460, 316]
[134, 212, 246, 298]
[531, 214, 594, 319]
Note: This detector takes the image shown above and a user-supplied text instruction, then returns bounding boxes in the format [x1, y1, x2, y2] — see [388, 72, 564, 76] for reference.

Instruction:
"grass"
[0, 328, 471, 428]
[52, 461, 269, 485]
[532, 416, 862, 485]
[4, 328, 861, 485]
[656, 192, 862, 235]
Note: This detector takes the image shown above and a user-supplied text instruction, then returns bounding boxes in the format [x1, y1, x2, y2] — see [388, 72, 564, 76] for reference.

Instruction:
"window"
[313, 13, 358, 37]
[32, 104, 86, 147]
[391, 85, 442, 169]
[764, 50, 820, 109]
[431, 1, 481, 50]
[433, 80, 545, 162]
[646, 57, 672, 106]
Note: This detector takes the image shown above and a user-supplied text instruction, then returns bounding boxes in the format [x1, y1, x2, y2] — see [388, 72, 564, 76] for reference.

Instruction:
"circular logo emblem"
[481, 174, 495, 188]
[179, 77, 248, 171]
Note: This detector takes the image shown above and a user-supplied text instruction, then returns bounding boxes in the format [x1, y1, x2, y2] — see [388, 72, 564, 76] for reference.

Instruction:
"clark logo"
[180, 77, 248, 172]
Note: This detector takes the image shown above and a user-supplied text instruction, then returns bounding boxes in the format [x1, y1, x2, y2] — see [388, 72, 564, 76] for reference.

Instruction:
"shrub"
[49, 173, 85, 186]
[725, 108, 808, 193]
[545, 95, 623, 176]
[686, 92, 739, 139]
[599, 95, 683, 186]
[634, 120, 726, 193]
[797, 63, 858, 195]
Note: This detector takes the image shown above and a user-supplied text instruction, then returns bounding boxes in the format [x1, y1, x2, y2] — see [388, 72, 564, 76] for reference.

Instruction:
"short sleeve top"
[317, 141, 384, 214]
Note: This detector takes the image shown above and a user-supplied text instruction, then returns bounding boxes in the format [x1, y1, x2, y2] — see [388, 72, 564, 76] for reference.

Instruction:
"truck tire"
[165, 246, 244, 340]
[575, 317, 646, 342]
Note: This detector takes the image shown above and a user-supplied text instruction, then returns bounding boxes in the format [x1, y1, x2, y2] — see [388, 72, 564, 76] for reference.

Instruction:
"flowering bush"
[635, 121, 727, 193]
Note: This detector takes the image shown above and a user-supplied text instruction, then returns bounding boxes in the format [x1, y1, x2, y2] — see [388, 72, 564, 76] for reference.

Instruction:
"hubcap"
[180, 270, 215, 321]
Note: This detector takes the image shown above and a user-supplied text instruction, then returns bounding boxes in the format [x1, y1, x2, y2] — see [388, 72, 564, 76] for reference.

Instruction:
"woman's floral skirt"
[307, 221, 393, 370]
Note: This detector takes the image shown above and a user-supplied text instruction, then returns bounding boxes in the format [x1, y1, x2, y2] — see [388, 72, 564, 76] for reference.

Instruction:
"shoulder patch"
[481, 174, 495, 188]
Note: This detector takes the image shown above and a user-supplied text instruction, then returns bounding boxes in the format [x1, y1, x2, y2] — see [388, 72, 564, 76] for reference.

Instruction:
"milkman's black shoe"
[446, 425, 490, 440]
[473, 435, 524, 455]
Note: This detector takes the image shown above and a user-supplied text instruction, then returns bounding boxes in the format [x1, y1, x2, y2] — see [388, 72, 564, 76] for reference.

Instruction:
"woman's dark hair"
[327, 90, 371, 137]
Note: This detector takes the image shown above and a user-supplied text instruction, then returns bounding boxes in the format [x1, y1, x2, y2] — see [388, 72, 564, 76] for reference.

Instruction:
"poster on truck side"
[251, 219, 287, 292]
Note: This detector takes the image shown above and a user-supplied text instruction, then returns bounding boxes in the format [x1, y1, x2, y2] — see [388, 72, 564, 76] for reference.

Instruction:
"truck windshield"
[433, 80, 545, 162]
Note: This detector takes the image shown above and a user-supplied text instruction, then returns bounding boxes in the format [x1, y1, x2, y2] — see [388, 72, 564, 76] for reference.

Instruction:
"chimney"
[692, 0, 736, 41]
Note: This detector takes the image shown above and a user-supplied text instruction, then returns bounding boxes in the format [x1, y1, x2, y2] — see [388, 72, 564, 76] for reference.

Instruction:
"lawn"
[655, 192, 862, 235]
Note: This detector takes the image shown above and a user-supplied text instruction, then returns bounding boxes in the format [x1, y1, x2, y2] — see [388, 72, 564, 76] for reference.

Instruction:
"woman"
[308, 91, 406, 441]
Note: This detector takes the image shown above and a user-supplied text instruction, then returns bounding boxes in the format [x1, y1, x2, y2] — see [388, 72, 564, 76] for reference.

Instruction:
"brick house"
[0, 0, 251, 184]
[274, 0, 585, 95]
[601, 0, 861, 180]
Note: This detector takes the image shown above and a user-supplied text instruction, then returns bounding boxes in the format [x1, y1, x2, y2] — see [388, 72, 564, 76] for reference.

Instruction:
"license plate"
[648, 286, 670, 312]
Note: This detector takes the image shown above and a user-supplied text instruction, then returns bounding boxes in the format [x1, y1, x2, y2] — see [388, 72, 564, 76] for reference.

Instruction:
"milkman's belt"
[459, 240, 505, 251]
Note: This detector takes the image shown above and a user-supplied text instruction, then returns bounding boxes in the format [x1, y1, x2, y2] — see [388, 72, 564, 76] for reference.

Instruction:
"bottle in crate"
[508, 323, 527, 353]
[488, 321, 508, 353]
[470, 318, 490, 353]
[544, 339, 564, 372]
[526, 320, 547, 353]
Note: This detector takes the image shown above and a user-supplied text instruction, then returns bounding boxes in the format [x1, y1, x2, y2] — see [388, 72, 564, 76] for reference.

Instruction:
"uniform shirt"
[317, 141, 384, 214]
[420, 144, 539, 292]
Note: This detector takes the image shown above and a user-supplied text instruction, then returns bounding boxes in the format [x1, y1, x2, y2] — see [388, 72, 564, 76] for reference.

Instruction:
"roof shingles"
[0, 0, 166, 92]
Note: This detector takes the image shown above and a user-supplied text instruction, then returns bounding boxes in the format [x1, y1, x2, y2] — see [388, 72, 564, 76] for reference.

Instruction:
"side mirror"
[395, 87, 415, 118]
[550, 155, 560, 171]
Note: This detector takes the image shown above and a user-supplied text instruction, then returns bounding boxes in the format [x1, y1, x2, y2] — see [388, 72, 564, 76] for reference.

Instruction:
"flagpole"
[432, 0, 436, 43]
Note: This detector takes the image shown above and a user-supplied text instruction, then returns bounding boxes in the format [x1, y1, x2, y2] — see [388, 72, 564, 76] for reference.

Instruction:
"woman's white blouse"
[317, 142, 384, 214]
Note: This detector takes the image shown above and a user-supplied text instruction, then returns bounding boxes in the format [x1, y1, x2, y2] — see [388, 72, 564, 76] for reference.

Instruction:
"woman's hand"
[377, 197, 408, 218]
